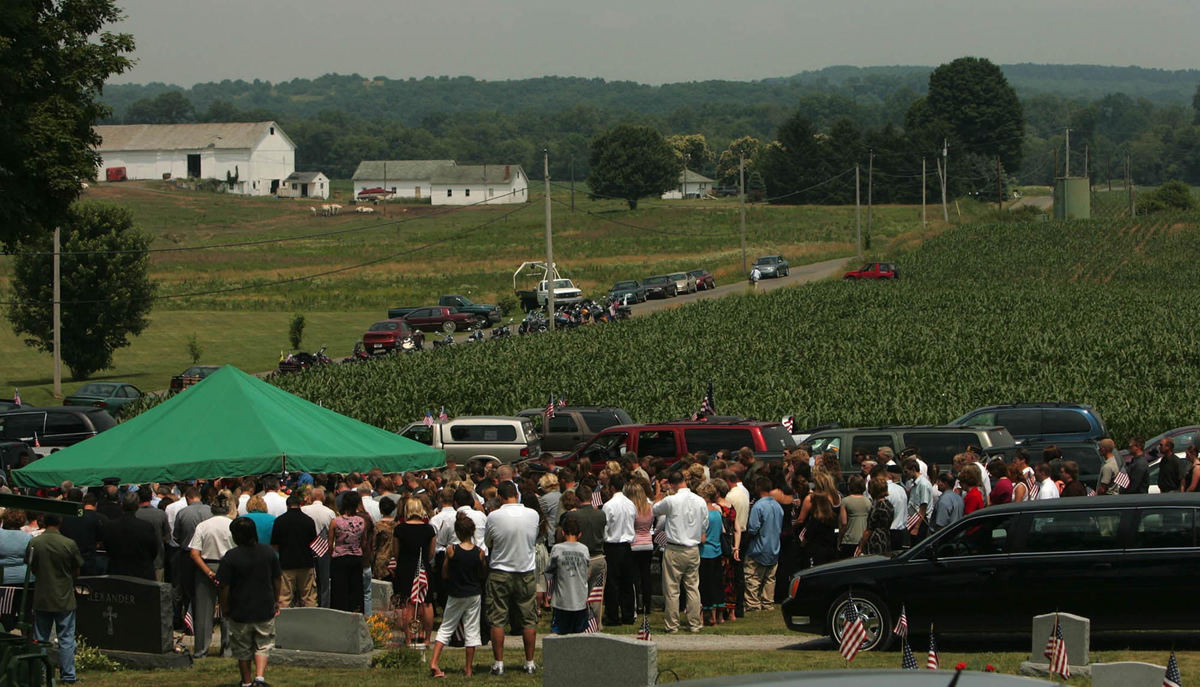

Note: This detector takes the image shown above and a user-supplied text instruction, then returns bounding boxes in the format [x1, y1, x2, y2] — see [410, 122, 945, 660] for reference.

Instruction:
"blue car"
[951, 402, 1107, 443]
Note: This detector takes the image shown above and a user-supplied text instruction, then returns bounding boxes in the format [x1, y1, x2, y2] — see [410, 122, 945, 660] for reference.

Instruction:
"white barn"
[430, 164, 528, 206]
[278, 171, 330, 200]
[661, 170, 715, 199]
[92, 121, 295, 196]
[352, 160, 456, 200]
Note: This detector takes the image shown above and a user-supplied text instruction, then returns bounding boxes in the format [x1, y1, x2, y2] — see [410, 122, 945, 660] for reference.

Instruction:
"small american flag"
[797, 526, 806, 544]
[839, 600, 868, 661]
[310, 535, 329, 557]
[1024, 474, 1036, 495]
[1085, 485, 1097, 497]
[697, 381, 715, 417]
[1044, 615, 1070, 679]
[782, 415, 794, 433]
[1029, 479, 1041, 500]
[183, 607, 193, 633]
[1164, 650, 1182, 687]
[892, 603, 908, 637]
[901, 638, 918, 670]
[585, 609, 599, 633]
[11, 389, 19, 407]
[0, 587, 16, 615]
[906, 509, 923, 531]
[1114, 470, 1131, 489]
[544, 394, 556, 420]
[422, 410, 435, 427]
[587, 584, 605, 604]
[438, 406, 448, 423]
[409, 554, 429, 605]
[926, 629, 939, 670]
[591, 489, 602, 508]
[637, 615, 651, 641]
[653, 528, 667, 548]
[386, 557, 396, 574]
[557, 396, 567, 408]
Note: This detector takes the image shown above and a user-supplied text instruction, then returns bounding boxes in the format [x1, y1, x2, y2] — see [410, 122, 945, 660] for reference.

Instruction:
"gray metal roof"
[93, 122, 292, 152]
[284, 171, 326, 183]
[351, 160, 456, 181]
[430, 164, 525, 185]
[680, 169, 714, 183]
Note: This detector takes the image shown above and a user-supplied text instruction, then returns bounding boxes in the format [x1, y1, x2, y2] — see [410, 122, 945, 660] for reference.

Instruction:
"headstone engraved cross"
[103, 606, 117, 635]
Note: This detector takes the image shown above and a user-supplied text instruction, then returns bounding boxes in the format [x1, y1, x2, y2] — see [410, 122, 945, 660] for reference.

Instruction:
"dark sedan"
[608, 280, 647, 304]
[782, 494, 1200, 651]
[63, 382, 143, 416]
[641, 275, 677, 298]
[687, 268, 716, 290]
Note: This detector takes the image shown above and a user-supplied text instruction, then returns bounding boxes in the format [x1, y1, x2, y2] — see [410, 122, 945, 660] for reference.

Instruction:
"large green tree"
[0, 0, 135, 249]
[125, 90, 195, 124]
[715, 136, 762, 186]
[587, 125, 680, 209]
[917, 57, 1025, 171]
[7, 202, 154, 380]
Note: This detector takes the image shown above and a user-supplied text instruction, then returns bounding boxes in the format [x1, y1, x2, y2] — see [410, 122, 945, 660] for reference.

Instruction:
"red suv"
[843, 262, 899, 280]
[362, 319, 423, 354]
[561, 418, 795, 470]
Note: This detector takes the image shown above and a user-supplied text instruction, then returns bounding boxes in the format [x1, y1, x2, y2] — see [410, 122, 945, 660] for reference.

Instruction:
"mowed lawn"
[0, 311, 376, 406]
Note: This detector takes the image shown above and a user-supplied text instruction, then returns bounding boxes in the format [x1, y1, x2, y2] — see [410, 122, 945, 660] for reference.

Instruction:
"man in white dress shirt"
[601, 474, 636, 626]
[652, 471, 707, 633]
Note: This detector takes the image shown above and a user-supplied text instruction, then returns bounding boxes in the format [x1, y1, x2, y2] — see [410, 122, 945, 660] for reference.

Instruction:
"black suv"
[804, 425, 1015, 475]
[0, 407, 116, 450]
[951, 402, 1106, 443]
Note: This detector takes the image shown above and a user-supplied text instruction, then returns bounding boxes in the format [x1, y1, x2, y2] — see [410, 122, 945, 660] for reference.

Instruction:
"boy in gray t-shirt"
[547, 515, 591, 634]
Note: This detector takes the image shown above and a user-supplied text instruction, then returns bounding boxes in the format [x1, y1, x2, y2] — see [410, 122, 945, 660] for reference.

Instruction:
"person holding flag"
[394, 498, 435, 646]
[903, 459, 934, 544]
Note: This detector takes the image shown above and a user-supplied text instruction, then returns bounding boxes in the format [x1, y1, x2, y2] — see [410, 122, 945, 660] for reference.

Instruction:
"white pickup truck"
[513, 262, 585, 311]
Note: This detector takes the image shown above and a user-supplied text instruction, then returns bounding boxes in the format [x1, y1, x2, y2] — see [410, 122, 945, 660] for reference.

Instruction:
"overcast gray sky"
[109, 0, 1200, 86]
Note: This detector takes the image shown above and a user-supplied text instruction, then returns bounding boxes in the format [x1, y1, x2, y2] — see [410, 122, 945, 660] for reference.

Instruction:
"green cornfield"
[268, 211, 1200, 442]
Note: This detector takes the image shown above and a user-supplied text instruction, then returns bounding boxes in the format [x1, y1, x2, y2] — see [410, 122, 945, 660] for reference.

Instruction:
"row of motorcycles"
[278, 297, 634, 373]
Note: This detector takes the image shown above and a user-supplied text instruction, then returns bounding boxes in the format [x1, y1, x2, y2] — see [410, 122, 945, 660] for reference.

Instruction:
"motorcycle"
[608, 298, 632, 321]
[340, 341, 372, 363]
[518, 310, 547, 335]
[396, 330, 425, 353]
[279, 345, 331, 373]
[432, 332, 455, 348]
[465, 322, 487, 344]
[491, 318, 515, 340]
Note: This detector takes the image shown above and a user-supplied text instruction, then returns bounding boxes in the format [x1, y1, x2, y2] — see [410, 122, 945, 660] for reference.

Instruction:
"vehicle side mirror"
[924, 546, 942, 565]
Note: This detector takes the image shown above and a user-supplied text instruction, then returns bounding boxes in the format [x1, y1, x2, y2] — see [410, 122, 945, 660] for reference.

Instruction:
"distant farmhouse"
[92, 121, 296, 196]
[278, 171, 330, 200]
[661, 170, 715, 200]
[352, 160, 527, 205]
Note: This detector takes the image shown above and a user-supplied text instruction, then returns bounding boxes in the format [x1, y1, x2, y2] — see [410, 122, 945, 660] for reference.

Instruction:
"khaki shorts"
[228, 619, 275, 660]
[485, 570, 537, 630]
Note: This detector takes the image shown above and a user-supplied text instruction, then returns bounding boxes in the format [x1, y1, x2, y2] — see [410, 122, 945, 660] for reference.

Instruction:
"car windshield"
[77, 383, 117, 396]
[183, 366, 215, 376]
[551, 279, 574, 289]
[644, 276, 669, 284]
[687, 270, 704, 277]
[669, 273, 686, 280]
[369, 322, 399, 331]
[860, 263, 873, 271]
[613, 281, 638, 289]
[756, 257, 778, 265]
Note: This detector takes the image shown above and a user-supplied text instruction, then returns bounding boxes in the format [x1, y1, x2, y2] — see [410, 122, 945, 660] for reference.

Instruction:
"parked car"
[984, 440, 1103, 488]
[361, 319, 423, 354]
[1146, 425, 1200, 459]
[398, 416, 540, 465]
[169, 365, 220, 393]
[402, 306, 482, 333]
[608, 280, 647, 304]
[0, 406, 116, 453]
[563, 419, 796, 469]
[687, 269, 716, 290]
[388, 295, 502, 324]
[804, 425, 1015, 477]
[669, 272, 698, 294]
[752, 255, 789, 278]
[515, 406, 634, 453]
[641, 275, 678, 298]
[62, 382, 143, 416]
[843, 262, 900, 280]
[782, 494, 1200, 651]
[951, 403, 1107, 443]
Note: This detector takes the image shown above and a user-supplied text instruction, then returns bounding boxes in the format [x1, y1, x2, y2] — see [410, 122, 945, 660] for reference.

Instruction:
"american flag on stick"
[906, 509, 924, 531]
[892, 603, 908, 637]
[637, 615, 651, 641]
[782, 415, 794, 433]
[591, 489, 602, 507]
[438, 406, 448, 423]
[697, 381, 716, 417]
[11, 389, 19, 407]
[839, 600, 868, 661]
[901, 638, 918, 670]
[1164, 650, 1182, 687]
[422, 410, 435, 427]
[310, 534, 329, 557]
[585, 609, 600, 633]
[183, 606, 193, 633]
[587, 584, 605, 605]
[557, 396, 567, 408]
[1043, 614, 1070, 679]
[1114, 470, 1131, 490]
[409, 553, 429, 605]
[926, 627, 939, 670]
[544, 394, 556, 420]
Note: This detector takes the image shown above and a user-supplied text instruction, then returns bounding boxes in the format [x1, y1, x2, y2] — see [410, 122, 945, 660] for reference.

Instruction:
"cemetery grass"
[71, 648, 1200, 686]
[0, 181, 950, 312]
[0, 310, 373, 407]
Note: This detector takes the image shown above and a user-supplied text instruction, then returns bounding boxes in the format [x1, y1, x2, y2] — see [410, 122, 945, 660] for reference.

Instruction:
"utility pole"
[996, 156, 1002, 211]
[921, 157, 927, 229]
[941, 139, 949, 222]
[570, 156, 575, 212]
[543, 150, 555, 331]
[52, 226, 62, 397]
[1064, 128, 1071, 177]
[739, 155, 747, 274]
[1128, 153, 1136, 217]
[854, 164, 862, 258]
[866, 149, 874, 243]
[681, 154, 688, 199]
[1084, 144, 1089, 179]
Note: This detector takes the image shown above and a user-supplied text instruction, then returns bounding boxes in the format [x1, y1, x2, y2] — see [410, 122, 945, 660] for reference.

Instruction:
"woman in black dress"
[802, 492, 839, 567]
[393, 497, 436, 644]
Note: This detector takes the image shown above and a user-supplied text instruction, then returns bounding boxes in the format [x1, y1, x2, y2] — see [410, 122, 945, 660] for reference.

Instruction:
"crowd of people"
[0, 433, 1189, 683]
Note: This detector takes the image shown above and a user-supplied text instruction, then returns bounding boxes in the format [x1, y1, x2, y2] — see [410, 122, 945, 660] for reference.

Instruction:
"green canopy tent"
[12, 366, 443, 487]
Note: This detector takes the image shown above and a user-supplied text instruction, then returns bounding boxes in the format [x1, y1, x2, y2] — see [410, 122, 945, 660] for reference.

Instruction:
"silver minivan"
[399, 416, 540, 465]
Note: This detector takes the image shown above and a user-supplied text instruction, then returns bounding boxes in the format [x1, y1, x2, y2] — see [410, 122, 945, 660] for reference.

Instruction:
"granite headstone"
[544, 633, 656, 687]
[274, 607, 373, 654]
[74, 575, 172, 654]
[1092, 661, 1167, 687]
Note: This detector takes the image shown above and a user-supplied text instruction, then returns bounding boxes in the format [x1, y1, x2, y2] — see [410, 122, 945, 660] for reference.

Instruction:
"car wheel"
[442, 321, 456, 334]
[844, 275, 857, 281]
[827, 590, 893, 652]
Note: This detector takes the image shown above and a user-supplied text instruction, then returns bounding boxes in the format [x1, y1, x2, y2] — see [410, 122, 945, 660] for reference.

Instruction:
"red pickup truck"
[843, 262, 900, 280]
[403, 306, 483, 333]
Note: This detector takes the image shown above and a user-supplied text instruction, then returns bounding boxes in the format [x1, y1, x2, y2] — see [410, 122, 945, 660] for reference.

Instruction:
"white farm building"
[661, 169, 715, 199]
[430, 164, 528, 206]
[92, 121, 295, 196]
[352, 160, 455, 200]
[278, 171, 330, 200]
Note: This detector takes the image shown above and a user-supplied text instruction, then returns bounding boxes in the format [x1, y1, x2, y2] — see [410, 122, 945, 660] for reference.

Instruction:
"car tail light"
[63, 399, 72, 405]
[520, 447, 529, 457]
[94, 401, 107, 408]
[789, 577, 800, 599]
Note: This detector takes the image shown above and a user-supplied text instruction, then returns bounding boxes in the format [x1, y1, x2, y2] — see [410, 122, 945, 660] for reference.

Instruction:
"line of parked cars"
[609, 268, 716, 302]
